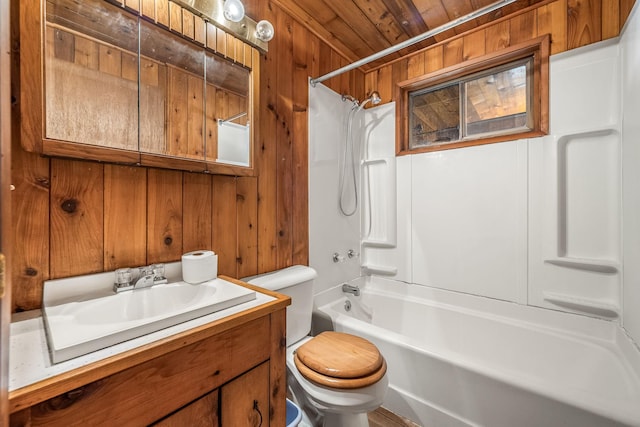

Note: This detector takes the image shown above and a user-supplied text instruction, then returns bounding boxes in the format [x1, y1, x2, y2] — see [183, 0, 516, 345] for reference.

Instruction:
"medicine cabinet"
[21, 0, 258, 175]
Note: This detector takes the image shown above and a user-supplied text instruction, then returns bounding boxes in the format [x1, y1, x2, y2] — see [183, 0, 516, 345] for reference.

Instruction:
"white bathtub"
[312, 276, 640, 427]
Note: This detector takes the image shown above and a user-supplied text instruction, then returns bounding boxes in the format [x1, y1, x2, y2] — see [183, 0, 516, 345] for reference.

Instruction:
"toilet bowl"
[244, 266, 388, 427]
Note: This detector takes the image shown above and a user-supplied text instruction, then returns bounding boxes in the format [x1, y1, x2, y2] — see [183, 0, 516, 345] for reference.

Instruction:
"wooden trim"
[396, 35, 550, 156]
[43, 139, 140, 165]
[140, 152, 207, 173]
[19, 0, 44, 153]
[1, 0, 11, 422]
[9, 280, 289, 413]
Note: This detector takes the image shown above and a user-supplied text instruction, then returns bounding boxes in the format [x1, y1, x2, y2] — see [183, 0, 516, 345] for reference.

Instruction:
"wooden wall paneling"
[443, 38, 464, 68]
[275, 6, 294, 269]
[392, 61, 408, 96]
[375, 65, 393, 104]
[11, 148, 49, 312]
[156, 0, 170, 27]
[424, 44, 444, 73]
[602, 0, 621, 40]
[364, 71, 376, 103]
[125, 0, 140, 13]
[243, 44, 253, 69]
[225, 33, 236, 60]
[103, 165, 147, 271]
[74, 37, 99, 70]
[52, 29, 74, 63]
[194, 16, 205, 45]
[141, 0, 155, 21]
[121, 52, 138, 82]
[186, 74, 205, 160]
[140, 59, 166, 154]
[485, 19, 511, 55]
[256, 1, 279, 274]
[537, 0, 567, 54]
[621, 0, 636, 25]
[567, 0, 602, 49]
[292, 20, 309, 266]
[167, 67, 188, 157]
[510, 9, 538, 45]
[182, 9, 195, 40]
[407, 52, 425, 79]
[169, 1, 182, 34]
[318, 41, 333, 85]
[182, 173, 213, 254]
[206, 22, 217, 51]
[236, 177, 258, 278]
[98, 45, 122, 78]
[212, 175, 237, 277]
[147, 168, 183, 264]
[328, 50, 342, 94]
[339, 57, 350, 97]
[463, 29, 486, 61]
[216, 28, 227, 56]
[50, 159, 104, 279]
[205, 84, 218, 162]
[353, 68, 365, 102]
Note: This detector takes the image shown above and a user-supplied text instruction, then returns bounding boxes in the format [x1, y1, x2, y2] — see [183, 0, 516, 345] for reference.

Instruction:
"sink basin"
[43, 270, 256, 364]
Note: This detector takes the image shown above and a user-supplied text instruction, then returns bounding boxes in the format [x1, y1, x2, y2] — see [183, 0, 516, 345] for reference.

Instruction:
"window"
[397, 36, 549, 154]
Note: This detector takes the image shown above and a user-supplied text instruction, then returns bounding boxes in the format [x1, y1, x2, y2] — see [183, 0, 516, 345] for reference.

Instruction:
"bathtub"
[312, 276, 640, 427]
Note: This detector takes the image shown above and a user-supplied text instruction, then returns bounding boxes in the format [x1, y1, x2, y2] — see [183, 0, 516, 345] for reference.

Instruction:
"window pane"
[409, 84, 460, 148]
[464, 63, 530, 137]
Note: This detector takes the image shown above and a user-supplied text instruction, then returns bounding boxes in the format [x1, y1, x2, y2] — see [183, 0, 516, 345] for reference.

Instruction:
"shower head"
[358, 91, 381, 109]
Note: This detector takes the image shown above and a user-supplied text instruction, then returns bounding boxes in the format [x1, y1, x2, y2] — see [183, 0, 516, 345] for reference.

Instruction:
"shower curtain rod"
[309, 0, 517, 87]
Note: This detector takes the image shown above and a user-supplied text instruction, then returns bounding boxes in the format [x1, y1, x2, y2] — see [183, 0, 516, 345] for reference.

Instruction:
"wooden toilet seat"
[293, 331, 387, 389]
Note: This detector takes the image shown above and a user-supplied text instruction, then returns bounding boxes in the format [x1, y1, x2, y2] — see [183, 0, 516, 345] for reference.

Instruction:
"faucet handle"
[333, 252, 345, 263]
[115, 268, 132, 286]
[347, 249, 360, 259]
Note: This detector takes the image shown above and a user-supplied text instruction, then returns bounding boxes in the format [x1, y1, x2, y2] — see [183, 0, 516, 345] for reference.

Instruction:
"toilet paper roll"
[182, 250, 218, 284]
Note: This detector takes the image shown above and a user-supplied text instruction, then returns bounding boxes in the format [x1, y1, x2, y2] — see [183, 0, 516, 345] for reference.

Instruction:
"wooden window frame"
[396, 35, 550, 155]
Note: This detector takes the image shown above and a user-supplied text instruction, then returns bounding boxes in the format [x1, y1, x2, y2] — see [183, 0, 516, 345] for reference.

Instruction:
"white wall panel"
[411, 141, 528, 303]
[622, 3, 640, 342]
[308, 83, 361, 294]
[528, 42, 622, 319]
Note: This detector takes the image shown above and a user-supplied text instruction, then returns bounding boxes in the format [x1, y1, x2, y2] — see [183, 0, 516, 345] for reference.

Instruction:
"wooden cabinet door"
[153, 389, 219, 427]
[221, 362, 270, 427]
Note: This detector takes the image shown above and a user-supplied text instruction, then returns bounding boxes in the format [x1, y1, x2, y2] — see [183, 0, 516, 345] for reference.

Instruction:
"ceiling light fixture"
[223, 0, 245, 23]
[255, 20, 274, 42]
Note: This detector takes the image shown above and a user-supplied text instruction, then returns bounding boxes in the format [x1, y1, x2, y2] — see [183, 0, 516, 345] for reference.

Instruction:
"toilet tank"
[243, 265, 317, 346]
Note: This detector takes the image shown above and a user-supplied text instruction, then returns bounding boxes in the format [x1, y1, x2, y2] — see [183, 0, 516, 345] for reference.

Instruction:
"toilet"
[244, 265, 388, 427]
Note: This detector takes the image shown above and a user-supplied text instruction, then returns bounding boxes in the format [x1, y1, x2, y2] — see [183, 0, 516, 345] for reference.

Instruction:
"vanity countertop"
[9, 277, 289, 414]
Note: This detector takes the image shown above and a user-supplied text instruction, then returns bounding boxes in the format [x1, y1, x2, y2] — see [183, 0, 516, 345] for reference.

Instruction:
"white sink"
[42, 265, 256, 364]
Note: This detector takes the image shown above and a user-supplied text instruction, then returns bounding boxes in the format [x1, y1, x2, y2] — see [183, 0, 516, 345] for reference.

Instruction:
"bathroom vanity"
[8, 278, 289, 426]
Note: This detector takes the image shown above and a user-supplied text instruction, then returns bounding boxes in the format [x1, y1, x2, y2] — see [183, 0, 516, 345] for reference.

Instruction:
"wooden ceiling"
[272, 0, 546, 70]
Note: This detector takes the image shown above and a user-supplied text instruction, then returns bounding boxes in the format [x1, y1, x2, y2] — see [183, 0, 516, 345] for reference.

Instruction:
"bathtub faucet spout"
[342, 283, 360, 296]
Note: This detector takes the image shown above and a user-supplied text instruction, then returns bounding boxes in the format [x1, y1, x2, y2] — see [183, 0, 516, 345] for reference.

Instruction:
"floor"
[368, 407, 422, 427]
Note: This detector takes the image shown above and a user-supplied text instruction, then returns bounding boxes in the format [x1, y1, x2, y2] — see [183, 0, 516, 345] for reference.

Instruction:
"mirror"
[43, 0, 253, 169]
[44, 0, 139, 150]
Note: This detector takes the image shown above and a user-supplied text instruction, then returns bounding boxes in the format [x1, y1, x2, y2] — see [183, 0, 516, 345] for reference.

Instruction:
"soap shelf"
[543, 257, 619, 274]
[361, 264, 398, 276]
[543, 291, 619, 319]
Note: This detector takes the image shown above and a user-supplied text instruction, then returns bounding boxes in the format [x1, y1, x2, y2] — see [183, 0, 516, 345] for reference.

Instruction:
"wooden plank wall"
[364, 0, 636, 104]
[11, 0, 363, 311]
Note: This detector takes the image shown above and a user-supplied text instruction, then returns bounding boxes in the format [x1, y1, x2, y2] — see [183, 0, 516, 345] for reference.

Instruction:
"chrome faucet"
[342, 283, 360, 296]
[113, 264, 168, 293]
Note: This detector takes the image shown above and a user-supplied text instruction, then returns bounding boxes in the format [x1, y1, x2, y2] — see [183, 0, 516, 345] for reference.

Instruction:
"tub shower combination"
[313, 276, 640, 427]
